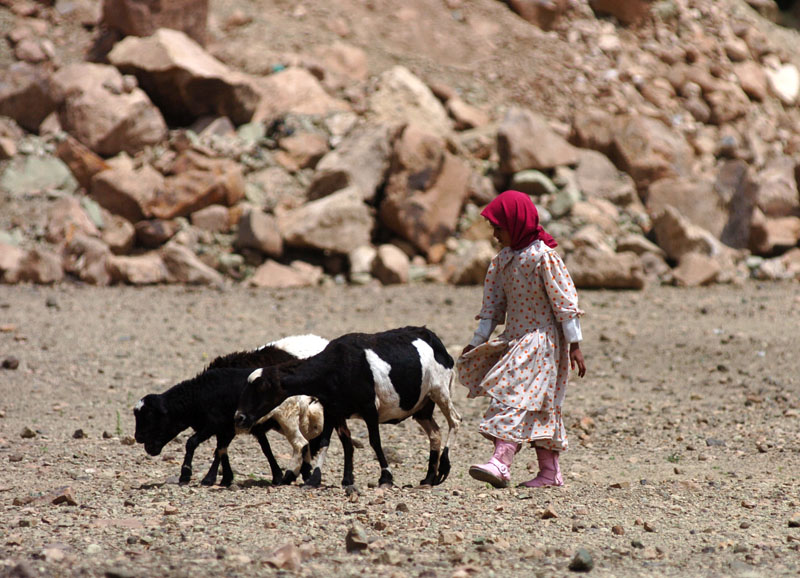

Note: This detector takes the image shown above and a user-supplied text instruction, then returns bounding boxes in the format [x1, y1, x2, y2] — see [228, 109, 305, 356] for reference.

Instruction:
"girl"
[458, 190, 586, 488]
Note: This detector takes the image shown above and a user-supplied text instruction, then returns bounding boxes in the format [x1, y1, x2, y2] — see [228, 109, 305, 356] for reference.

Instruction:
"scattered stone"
[264, 543, 303, 570]
[612, 525, 625, 535]
[72, 429, 87, 439]
[345, 522, 369, 553]
[541, 506, 558, 520]
[568, 547, 594, 572]
[2, 356, 20, 370]
[20, 426, 36, 439]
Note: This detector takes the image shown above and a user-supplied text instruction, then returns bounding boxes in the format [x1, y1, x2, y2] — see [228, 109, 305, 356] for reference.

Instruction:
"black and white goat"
[133, 334, 328, 486]
[235, 326, 461, 488]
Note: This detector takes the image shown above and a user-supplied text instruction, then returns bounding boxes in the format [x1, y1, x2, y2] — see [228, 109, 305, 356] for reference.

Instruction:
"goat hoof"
[281, 471, 297, 485]
[178, 476, 191, 485]
[200, 478, 215, 486]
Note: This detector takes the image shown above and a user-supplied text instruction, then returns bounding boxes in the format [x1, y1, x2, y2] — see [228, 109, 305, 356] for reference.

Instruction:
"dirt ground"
[0, 281, 799, 577]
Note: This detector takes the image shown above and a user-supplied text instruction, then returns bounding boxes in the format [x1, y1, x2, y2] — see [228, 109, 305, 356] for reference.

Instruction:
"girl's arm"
[540, 251, 587, 377]
[462, 254, 506, 356]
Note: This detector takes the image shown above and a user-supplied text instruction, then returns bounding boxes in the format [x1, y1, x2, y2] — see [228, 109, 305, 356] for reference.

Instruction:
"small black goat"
[133, 335, 327, 486]
[235, 326, 461, 488]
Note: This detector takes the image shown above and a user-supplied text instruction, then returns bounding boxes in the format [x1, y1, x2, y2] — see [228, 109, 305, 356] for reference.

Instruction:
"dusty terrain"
[0, 281, 799, 577]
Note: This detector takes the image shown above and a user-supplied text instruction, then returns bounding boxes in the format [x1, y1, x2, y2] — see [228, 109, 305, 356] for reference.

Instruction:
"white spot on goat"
[248, 368, 263, 383]
[134, 399, 144, 412]
[261, 334, 328, 359]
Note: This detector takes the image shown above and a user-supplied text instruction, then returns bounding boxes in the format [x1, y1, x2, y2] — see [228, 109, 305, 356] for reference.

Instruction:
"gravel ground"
[1, 281, 799, 577]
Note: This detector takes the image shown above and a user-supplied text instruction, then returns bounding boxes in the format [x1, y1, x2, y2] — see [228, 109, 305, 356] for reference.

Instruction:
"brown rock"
[276, 132, 329, 171]
[100, 0, 209, 46]
[135, 219, 180, 248]
[46, 197, 100, 244]
[749, 210, 800, 256]
[647, 177, 727, 238]
[380, 150, 471, 256]
[102, 214, 137, 255]
[63, 234, 113, 285]
[3, 249, 64, 285]
[108, 252, 168, 284]
[756, 156, 799, 218]
[672, 252, 721, 287]
[652, 205, 722, 261]
[56, 136, 110, 191]
[371, 244, 410, 285]
[611, 115, 693, 194]
[108, 29, 259, 125]
[566, 247, 646, 290]
[234, 209, 283, 258]
[446, 98, 490, 131]
[248, 260, 320, 288]
[253, 67, 351, 124]
[0, 243, 26, 278]
[50, 63, 167, 156]
[507, 0, 569, 30]
[0, 62, 57, 133]
[307, 124, 393, 202]
[150, 152, 245, 219]
[498, 107, 580, 174]
[161, 243, 224, 286]
[90, 164, 163, 223]
[279, 187, 373, 255]
[368, 65, 450, 136]
[589, 0, 650, 25]
[191, 205, 231, 233]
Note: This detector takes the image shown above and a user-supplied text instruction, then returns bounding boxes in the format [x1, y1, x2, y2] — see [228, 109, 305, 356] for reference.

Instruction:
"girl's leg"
[518, 445, 563, 488]
[468, 437, 518, 488]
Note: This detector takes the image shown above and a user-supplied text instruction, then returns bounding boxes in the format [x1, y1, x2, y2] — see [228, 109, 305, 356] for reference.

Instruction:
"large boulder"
[100, 0, 209, 46]
[588, 0, 651, 25]
[149, 150, 245, 219]
[379, 124, 471, 256]
[90, 163, 164, 223]
[368, 66, 450, 136]
[278, 186, 373, 255]
[307, 123, 394, 202]
[50, 63, 167, 156]
[0, 62, 57, 132]
[611, 115, 694, 195]
[566, 247, 646, 289]
[646, 177, 728, 238]
[253, 67, 351, 123]
[108, 28, 260, 125]
[497, 107, 580, 175]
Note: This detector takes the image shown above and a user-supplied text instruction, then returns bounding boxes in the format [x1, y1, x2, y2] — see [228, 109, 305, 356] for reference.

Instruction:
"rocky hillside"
[1, 0, 799, 289]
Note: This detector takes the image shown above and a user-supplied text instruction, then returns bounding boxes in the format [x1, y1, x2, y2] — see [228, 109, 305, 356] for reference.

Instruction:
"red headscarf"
[481, 190, 557, 250]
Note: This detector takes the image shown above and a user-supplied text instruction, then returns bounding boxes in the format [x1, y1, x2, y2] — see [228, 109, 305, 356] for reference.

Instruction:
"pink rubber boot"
[518, 447, 563, 487]
[469, 439, 517, 488]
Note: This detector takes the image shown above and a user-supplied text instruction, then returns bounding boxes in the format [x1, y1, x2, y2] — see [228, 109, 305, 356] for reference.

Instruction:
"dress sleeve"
[539, 250, 583, 325]
[478, 254, 507, 325]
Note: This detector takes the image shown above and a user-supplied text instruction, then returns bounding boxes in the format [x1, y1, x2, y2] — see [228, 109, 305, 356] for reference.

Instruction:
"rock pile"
[0, 0, 799, 288]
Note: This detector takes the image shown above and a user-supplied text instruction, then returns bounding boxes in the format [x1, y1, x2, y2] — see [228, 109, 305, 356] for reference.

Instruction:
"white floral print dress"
[457, 240, 583, 451]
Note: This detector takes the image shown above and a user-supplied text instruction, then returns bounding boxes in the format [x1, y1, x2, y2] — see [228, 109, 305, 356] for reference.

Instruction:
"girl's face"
[491, 224, 512, 248]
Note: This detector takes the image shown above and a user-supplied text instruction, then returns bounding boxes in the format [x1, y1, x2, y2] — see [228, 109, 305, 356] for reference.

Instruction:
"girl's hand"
[461, 344, 475, 357]
[569, 343, 586, 378]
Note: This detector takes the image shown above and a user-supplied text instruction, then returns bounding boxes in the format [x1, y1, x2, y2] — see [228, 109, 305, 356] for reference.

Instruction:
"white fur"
[134, 399, 144, 412]
[366, 348, 406, 421]
[261, 334, 329, 359]
[248, 368, 262, 383]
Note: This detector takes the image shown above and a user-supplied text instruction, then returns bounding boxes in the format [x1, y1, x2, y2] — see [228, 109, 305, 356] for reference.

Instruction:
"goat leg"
[253, 430, 283, 485]
[364, 415, 393, 488]
[180, 429, 213, 484]
[337, 423, 355, 487]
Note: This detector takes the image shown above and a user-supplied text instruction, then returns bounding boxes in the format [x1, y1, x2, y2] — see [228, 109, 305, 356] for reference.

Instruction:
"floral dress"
[457, 240, 583, 451]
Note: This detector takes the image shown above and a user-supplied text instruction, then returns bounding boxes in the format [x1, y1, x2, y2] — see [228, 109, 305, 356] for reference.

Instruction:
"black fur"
[236, 326, 460, 489]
